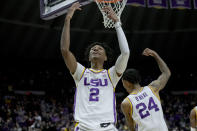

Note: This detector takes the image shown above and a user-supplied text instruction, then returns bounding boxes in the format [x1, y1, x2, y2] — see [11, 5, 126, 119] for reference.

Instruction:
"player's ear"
[104, 51, 107, 61]
[89, 55, 91, 61]
[88, 53, 91, 61]
[104, 56, 107, 61]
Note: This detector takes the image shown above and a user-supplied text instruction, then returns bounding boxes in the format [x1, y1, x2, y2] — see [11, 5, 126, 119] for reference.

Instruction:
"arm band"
[114, 22, 130, 74]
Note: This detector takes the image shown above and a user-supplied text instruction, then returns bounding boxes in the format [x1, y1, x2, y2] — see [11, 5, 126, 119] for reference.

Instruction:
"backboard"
[40, 0, 93, 20]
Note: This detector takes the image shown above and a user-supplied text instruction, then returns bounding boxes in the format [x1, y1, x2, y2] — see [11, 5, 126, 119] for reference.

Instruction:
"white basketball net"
[95, 0, 127, 28]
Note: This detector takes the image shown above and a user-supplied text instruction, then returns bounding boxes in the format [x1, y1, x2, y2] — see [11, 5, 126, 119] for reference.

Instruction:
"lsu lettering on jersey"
[72, 63, 121, 130]
[127, 86, 168, 131]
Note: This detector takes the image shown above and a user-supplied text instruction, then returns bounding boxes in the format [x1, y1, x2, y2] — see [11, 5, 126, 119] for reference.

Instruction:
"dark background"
[0, 0, 197, 92]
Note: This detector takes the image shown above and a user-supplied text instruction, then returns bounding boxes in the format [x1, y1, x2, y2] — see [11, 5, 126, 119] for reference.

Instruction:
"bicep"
[124, 112, 135, 131]
[61, 50, 77, 74]
[190, 109, 196, 128]
[149, 73, 170, 91]
[114, 53, 129, 76]
[121, 100, 135, 131]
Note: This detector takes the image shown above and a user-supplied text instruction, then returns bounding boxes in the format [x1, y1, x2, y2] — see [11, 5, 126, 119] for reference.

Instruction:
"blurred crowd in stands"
[0, 92, 196, 131]
[0, 70, 196, 131]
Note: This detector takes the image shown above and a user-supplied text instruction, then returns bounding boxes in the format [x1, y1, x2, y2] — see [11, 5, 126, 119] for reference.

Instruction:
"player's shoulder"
[76, 62, 86, 71]
[107, 66, 114, 72]
[192, 106, 197, 112]
[140, 85, 153, 92]
[147, 84, 160, 93]
[121, 98, 131, 111]
[190, 108, 196, 116]
[122, 97, 132, 106]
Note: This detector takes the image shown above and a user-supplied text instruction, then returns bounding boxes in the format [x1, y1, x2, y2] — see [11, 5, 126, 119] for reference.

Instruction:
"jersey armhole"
[107, 69, 115, 90]
[79, 68, 86, 80]
[74, 66, 86, 88]
[126, 97, 133, 117]
[148, 86, 161, 101]
[75, 68, 86, 88]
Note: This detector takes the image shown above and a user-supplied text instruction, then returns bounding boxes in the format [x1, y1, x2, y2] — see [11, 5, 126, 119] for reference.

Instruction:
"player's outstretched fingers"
[66, 2, 81, 20]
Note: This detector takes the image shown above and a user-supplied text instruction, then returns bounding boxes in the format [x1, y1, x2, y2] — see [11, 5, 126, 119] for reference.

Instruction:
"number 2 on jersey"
[89, 88, 99, 101]
[136, 97, 159, 119]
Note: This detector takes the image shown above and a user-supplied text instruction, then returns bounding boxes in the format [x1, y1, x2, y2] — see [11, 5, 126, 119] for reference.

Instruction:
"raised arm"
[121, 99, 135, 131]
[190, 108, 196, 131]
[143, 48, 171, 92]
[103, 7, 130, 77]
[60, 2, 81, 74]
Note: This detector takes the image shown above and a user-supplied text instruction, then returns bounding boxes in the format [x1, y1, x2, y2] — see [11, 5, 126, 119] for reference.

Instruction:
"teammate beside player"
[121, 48, 171, 131]
[60, 2, 130, 131]
[190, 106, 197, 131]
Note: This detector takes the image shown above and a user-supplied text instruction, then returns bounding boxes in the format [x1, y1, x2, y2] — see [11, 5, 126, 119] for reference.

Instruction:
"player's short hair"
[84, 42, 114, 68]
[122, 69, 141, 84]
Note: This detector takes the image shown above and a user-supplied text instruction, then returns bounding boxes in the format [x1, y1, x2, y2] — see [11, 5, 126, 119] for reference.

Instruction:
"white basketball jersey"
[127, 86, 168, 131]
[73, 64, 120, 130]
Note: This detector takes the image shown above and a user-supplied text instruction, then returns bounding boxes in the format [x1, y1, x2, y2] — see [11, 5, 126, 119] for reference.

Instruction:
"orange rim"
[96, 0, 121, 3]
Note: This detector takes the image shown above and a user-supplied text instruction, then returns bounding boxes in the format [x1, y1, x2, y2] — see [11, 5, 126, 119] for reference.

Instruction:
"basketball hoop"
[96, 0, 121, 3]
[95, 0, 127, 28]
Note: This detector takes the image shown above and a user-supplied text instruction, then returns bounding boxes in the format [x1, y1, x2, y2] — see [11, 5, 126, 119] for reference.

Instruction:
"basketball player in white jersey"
[190, 106, 197, 131]
[60, 2, 130, 131]
[121, 48, 171, 131]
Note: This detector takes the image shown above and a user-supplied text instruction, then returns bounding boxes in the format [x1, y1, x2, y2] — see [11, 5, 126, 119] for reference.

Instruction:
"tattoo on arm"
[149, 54, 171, 91]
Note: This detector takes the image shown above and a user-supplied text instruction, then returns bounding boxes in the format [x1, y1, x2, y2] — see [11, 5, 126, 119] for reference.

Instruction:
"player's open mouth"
[92, 52, 100, 55]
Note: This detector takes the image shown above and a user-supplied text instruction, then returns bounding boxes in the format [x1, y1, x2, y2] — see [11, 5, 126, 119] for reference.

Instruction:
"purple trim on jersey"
[107, 69, 114, 88]
[135, 124, 138, 131]
[113, 92, 117, 124]
[75, 126, 79, 131]
[73, 87, 77, 118]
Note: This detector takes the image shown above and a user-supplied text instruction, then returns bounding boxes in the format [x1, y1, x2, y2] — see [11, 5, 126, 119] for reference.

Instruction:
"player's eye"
[98, 47, 103, 50]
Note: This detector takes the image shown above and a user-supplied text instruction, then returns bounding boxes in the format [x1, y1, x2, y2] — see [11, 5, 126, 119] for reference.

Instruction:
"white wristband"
[191, 127, 196, 131]
[114, 22, 122, 29]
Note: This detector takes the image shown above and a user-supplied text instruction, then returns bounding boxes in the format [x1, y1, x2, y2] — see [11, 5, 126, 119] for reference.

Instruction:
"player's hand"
[142, 48, 158, 57]
[102, 6, 119, 22]
[66, 2, 81, 20]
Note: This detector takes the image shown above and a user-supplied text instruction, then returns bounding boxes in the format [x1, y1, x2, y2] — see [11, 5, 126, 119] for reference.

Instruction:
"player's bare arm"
[121, 99, 135, 131]
[190, 108, 196, 131]
[60, 2, 81, 74]
[103, 7, 130, 77]
[143, 48, 171, 92]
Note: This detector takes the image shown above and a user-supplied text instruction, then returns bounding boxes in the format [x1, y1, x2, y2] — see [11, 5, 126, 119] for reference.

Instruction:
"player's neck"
[91, 62, 104, 70]
[130, 84, 142, 94]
